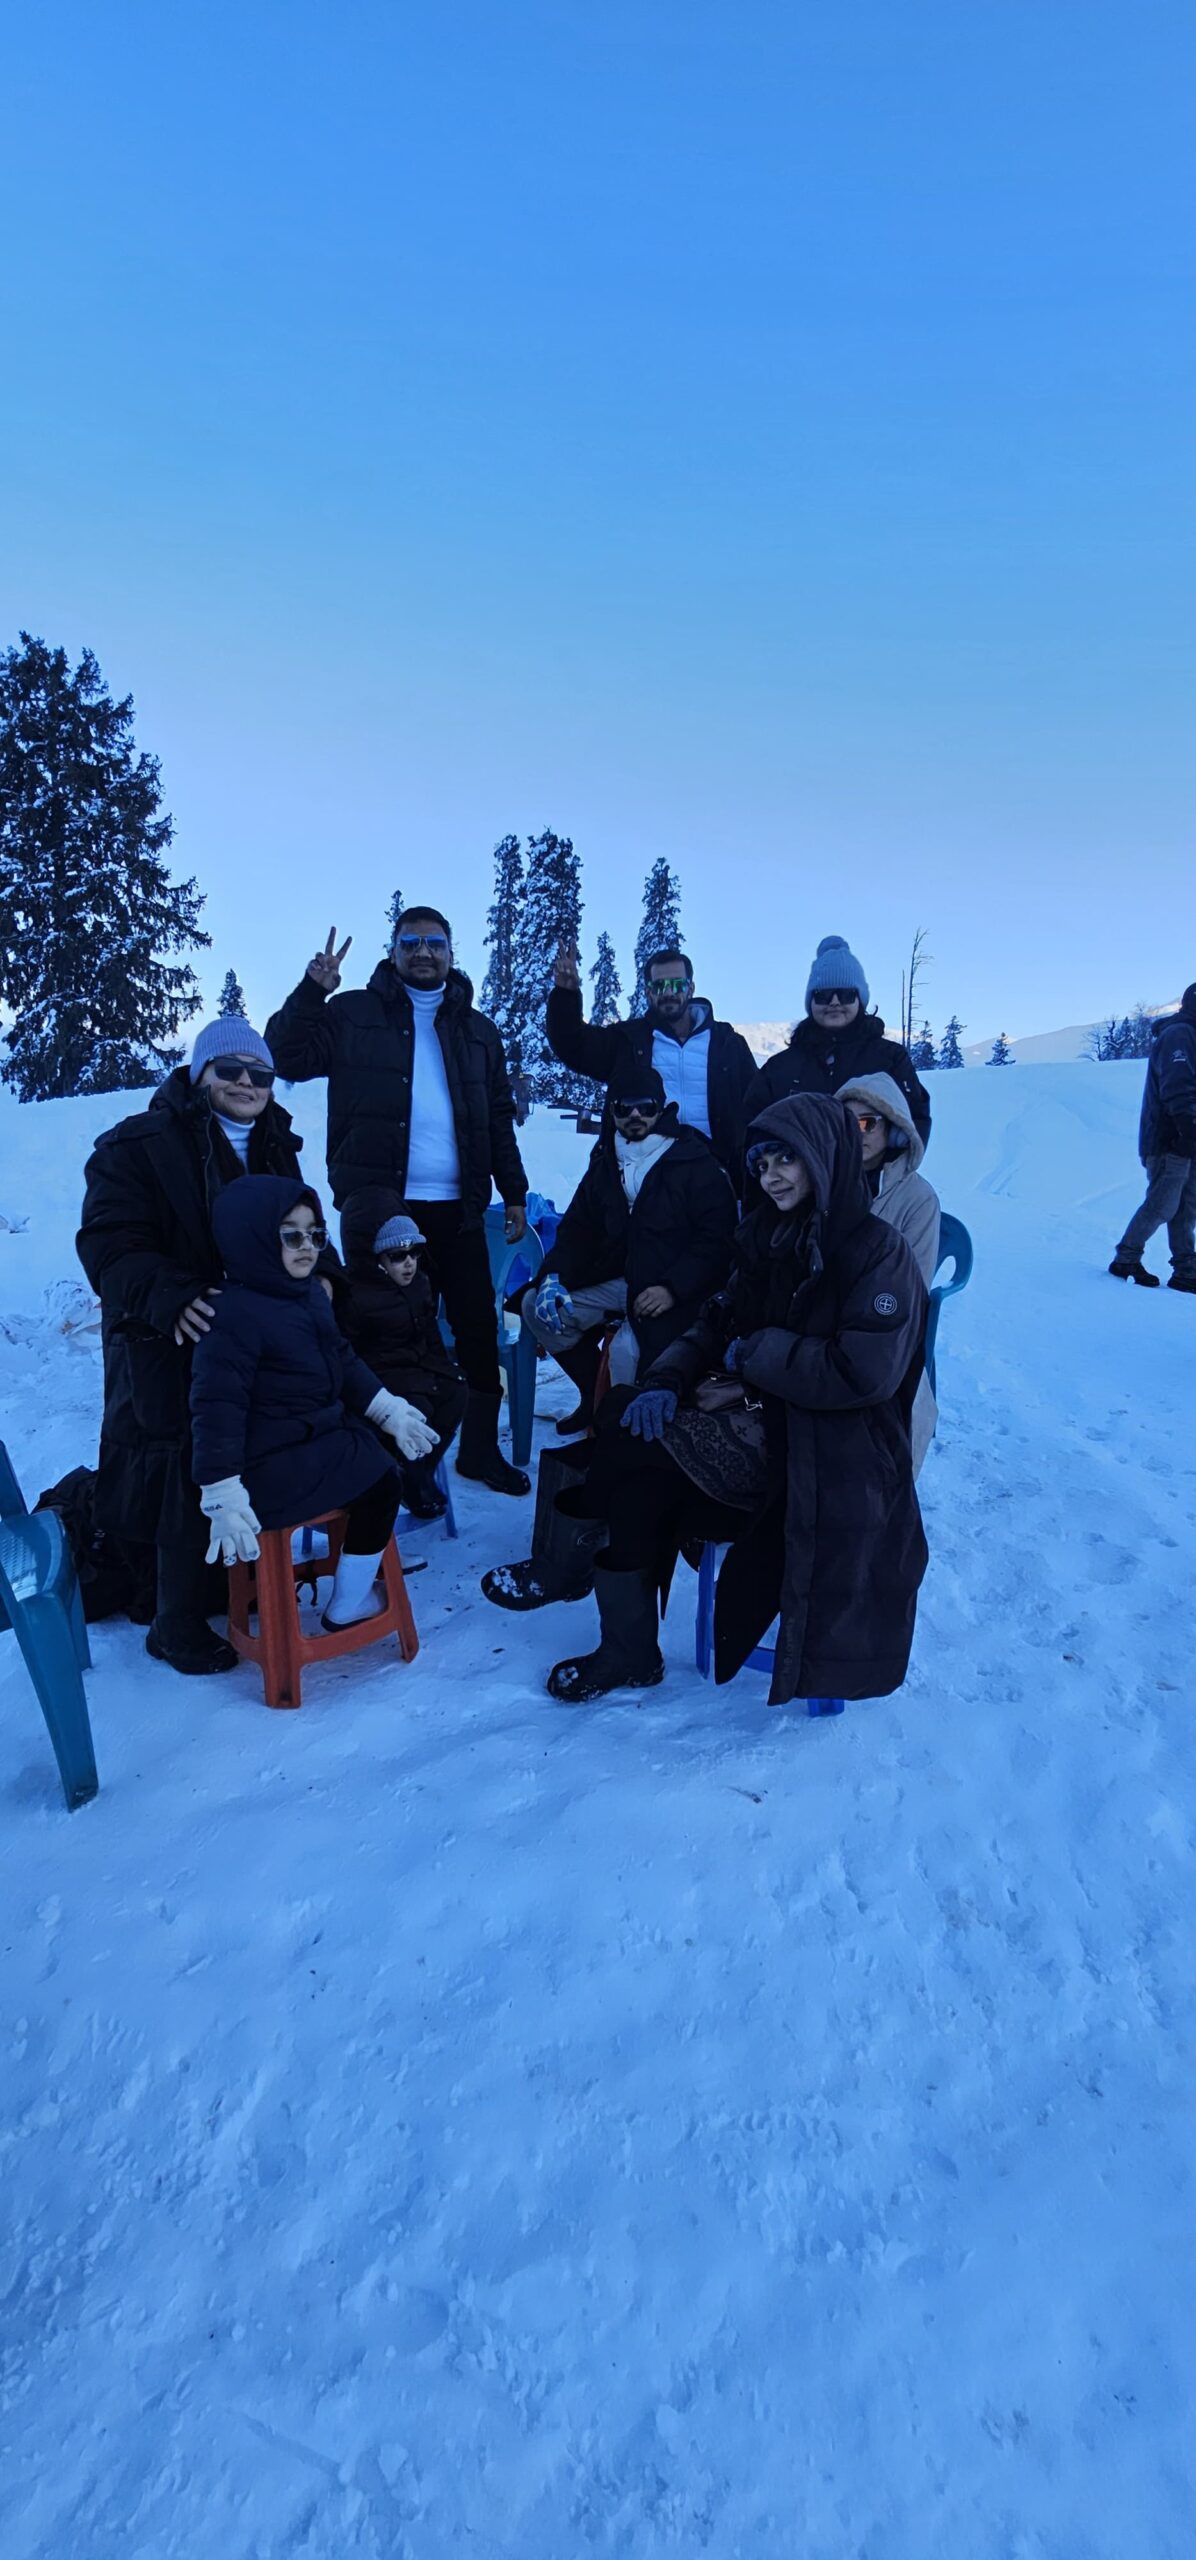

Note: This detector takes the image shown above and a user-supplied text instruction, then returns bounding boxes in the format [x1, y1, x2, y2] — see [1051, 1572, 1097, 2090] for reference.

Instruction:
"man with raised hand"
[265, 908, 531, 1494]
[546, 938, 756, 1182]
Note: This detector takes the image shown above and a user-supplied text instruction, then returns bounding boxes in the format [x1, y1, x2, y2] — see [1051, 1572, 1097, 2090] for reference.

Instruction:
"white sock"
[324, 1548, 387, 1626]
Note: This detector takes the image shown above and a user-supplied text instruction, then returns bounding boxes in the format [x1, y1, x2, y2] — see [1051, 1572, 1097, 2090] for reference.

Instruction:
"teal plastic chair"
[924, 1213, 974, 1395]
[0, 1510, 98, 1809]
[483, 1205, 545, 1468]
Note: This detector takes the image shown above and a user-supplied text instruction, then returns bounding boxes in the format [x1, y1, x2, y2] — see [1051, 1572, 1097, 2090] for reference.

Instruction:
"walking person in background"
[265, 908, 532, 1492]
[1109, 984, 1196, 1292]
[76, 1020, 313, 1675]
[739, 934, 931, 1155]
[546, 938, 756, 1182]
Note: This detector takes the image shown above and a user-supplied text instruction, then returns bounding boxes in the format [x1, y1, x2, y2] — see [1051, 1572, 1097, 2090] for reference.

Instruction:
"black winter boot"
[455, 1390, 530, 1496]
[147, 1536, 238, 1675]
[1109, 1257, 1160, 1286]
[1167, 1274, 1196, 1294]
[553, 1334, 603, 1436]
[400, 1457, 448, 1519]
[547, 1560, 665, 1703]
[482, 1445, 600, 1609]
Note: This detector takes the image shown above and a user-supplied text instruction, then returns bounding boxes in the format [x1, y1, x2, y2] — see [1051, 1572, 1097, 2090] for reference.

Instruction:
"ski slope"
[2, 1064, 1195, 2559]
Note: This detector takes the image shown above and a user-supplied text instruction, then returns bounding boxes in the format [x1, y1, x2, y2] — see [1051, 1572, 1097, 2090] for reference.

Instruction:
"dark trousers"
[579, 1427, 747, 1572]
[408, 1200, 500, 1395]
[342, 1469, 402, 1554]
[1118, 1153, 1196, 1276]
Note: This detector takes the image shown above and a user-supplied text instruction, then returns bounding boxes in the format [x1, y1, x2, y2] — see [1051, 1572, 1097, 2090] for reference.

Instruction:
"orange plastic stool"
[226, 1509, 419, 1709]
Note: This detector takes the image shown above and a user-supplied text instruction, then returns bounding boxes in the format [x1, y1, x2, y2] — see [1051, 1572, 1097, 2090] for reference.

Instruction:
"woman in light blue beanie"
[736, 933, 933, 1152]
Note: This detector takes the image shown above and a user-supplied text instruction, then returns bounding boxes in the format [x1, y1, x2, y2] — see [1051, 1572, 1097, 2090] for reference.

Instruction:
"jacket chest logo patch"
[873, 1291, 899, 1316]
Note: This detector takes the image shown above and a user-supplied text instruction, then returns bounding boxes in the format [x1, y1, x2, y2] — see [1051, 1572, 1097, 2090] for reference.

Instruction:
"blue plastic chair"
[0, 1439, 26, 1521]
[693, 1543, 843, 1715]
[924, 1213, 974, 1396]
[0, 1511, 98, 1809]
[483, 1205, 546, 1470]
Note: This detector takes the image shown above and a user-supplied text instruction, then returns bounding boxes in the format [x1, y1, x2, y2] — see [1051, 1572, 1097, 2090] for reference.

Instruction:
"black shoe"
[1108, 1258, 1160, 1287]
[547, 1562, 664, 1703]
[555, 1402, 592, 1437]
[146, 1617, 238, 1676]
[402, 1466, 448, 1519]
[455, 1390, 531, 1496]
[1167, 1274, 1196, 1294]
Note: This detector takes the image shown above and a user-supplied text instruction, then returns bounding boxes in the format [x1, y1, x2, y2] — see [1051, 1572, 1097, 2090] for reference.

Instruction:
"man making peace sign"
[266, 906, 531, 1495]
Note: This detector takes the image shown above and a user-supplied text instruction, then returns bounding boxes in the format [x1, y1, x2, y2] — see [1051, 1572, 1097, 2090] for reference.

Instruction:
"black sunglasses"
[397, 932, 449, 953]
[810, 988, 859, 1008]
[280, 1223, 328, 1249]
[379, 1245, 423, 1263]
[208, 1056, 275, 1089]
[611, 1095, 661, 1116]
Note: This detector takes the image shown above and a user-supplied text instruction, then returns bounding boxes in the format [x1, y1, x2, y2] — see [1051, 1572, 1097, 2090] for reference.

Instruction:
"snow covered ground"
[2, 1065, 1195, 2558]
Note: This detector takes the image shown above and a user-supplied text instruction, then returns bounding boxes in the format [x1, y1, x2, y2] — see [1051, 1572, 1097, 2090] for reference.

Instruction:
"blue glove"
[621, 1387, 678, 1442]
[534, 1277, 574, 1335]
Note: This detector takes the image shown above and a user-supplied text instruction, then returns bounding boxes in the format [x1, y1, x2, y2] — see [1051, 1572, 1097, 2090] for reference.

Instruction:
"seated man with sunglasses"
[521, 1067, 738, 1428]
[265, 905, 531, 1495]
[546, 940, 756, 1182]
[77, 1018, 317, 1674]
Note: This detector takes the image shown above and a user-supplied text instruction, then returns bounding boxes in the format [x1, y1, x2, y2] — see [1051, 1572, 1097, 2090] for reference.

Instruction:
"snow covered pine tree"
[910, 1021, 937, 1071]
[517, 829, 592, 1105]
[589, 931, 622, 1026]
[631, 858, 684, 1015]
[480, 832, 527, 1080]
[938, 1016, 966, 1070]
[0, 633, 208, 1099]
[218, 969, 247, 1019]
[988, 1031, 1015, 1065]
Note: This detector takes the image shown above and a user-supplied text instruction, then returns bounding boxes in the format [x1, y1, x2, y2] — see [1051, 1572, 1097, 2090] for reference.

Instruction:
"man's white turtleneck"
[405, 984, 462, 1200]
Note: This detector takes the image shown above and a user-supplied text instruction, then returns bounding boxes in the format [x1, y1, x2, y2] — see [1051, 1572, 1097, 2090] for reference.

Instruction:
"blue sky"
[2, 0, 1193, 1044]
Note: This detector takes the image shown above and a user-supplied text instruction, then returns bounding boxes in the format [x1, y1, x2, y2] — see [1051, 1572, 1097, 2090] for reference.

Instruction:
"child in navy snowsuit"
[190, 1175, 437, 1627]
[335, 1187, 468, 1517]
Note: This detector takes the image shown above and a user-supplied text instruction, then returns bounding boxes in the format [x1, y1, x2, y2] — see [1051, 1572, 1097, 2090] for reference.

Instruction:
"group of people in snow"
[76, 907, 942, 1708]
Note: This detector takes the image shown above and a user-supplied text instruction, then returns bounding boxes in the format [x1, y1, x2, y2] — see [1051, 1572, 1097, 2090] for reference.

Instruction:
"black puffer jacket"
[335, 1187, 464, 1405]
[648, 1094, 929, 1704]
[1137, 990, 1196, 1161]
[545, 986, 756, 1178]
[76, 1070, 308, 1548]
[740, 1013, 931, 1154]
[546, 1112, 737, 1370]
[265, 961, 528, 1218]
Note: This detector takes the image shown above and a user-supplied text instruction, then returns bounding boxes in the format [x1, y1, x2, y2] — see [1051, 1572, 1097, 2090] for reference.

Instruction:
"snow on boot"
[455, 1390, 530, 1497]
[481, 1445, 603, 1610]
[1108, 1257, 1160, 1286]
[547, 1562, 665, 1703]
[322, 1548, 387, 1629]
[146, 1616, 238, 1676]
[1167, 1274, 1196, 1294]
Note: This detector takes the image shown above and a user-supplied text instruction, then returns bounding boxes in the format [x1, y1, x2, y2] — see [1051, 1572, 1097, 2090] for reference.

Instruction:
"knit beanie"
[805, 935, 870, 1010]
[374, 1213, 428, 1254]
[609, 1064, 667, 1108]
[189, 1019, 274, 1084]
[1181, 983, 1196, 1022]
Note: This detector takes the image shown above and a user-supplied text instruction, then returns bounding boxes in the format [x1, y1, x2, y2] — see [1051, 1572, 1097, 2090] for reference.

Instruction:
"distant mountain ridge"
[735, 1005, 1180, 1070]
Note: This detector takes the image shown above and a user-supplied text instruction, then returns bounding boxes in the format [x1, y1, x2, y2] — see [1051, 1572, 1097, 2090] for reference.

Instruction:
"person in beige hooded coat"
[837, 1068, 941, 1473]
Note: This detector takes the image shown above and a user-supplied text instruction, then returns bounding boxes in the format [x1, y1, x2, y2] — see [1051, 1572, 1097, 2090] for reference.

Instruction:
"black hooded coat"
[544, 1110, 738, 1370]
[1136, 987, 1196, 1161]
[264, 961, 528, 1216]
[647, 1094, 929, 1704]
[336, 1186, 465, 1408]
[76, 1068, 309, 1550]
[189, 1176, 391, 1530]
[740, 1012, 931, 1154]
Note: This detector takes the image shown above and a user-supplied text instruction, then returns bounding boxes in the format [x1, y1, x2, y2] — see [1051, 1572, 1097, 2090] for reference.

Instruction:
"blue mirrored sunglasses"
[397, 932, 449, 953]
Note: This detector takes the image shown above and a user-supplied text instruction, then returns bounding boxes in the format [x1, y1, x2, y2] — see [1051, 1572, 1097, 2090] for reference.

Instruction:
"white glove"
[198, 1476, 261, 1565]
[366, 1388, 439, 1462]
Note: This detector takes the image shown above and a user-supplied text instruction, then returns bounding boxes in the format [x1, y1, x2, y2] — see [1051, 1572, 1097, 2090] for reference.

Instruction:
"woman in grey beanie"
[738, 933, 932, 1156]
[77, 1018, 312, 1676]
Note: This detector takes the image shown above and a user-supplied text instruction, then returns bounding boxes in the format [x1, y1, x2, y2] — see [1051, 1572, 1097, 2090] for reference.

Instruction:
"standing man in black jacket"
[1110, 983, 1196, 1290]
[265, 906, 531, 1494]
[546, 939, 756, 1182]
